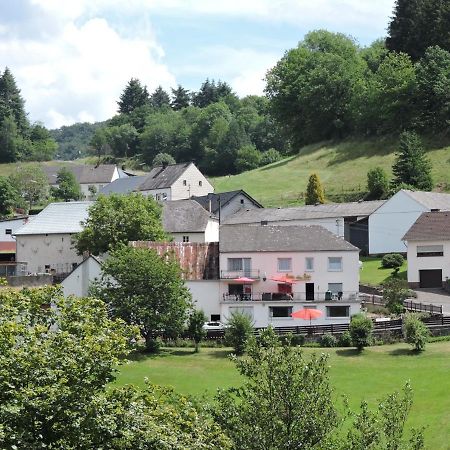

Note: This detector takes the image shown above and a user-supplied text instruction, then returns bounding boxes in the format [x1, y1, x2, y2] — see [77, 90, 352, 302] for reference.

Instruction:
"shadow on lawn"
[388, 348, 417, 356]
[335, 348, 362, 357]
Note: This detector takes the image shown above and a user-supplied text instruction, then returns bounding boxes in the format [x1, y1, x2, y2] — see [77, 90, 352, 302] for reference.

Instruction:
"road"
[412, 289, 450, 315]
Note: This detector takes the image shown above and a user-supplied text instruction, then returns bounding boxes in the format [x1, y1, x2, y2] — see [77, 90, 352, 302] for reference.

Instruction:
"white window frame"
[277, 258, 292, 272]
[328, 257, 343, 272]
[305, 257, 314, 272]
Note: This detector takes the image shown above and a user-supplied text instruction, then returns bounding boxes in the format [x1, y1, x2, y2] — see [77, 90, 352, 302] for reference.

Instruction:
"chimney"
[431, 208, 440, 212]
[162, 162, 168, 169]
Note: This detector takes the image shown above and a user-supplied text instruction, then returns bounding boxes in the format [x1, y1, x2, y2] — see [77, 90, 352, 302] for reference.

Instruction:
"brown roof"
[43, 164, 120, 185]
[402, 211, 450, 241]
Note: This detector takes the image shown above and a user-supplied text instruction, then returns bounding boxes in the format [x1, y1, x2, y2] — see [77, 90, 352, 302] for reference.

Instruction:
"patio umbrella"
[232, 276, 255, 283]
[291, 308, 323, 326]
[270, 274, 298, 284]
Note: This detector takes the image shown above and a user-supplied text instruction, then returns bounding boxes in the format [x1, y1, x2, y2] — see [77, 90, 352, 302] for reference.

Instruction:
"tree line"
[0, 67, 57, 163]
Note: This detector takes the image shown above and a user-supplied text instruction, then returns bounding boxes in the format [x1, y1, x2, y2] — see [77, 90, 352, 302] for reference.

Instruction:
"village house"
[0, 216, 29, 263]
[99, 162, 213, 201]
[403, 211, 450, 289]
[44, 164, 129, 199]
[61, 255, 103, 297]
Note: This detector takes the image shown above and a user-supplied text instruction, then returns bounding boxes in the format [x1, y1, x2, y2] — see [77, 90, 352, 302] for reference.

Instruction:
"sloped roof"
[220, 224, 359, 252]
[162, 200, 216, 233]
[43, 164, 123, 185]
[402, 211, 450, 241]
[14, 202, 93, 235]
[402, 190, 450, 210]
[99, 175, 148, 195]
[223, 200, 385, 225]
[192, 190, 263, 214]
[137, 162, 192, 191]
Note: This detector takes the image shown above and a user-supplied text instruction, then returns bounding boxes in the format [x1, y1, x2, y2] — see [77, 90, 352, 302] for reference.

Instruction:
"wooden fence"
[360, 294, 444, 315]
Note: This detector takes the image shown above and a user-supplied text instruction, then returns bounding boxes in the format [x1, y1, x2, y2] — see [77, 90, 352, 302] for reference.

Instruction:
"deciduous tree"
[54, 167, 82, 201]
[9, 164, 49, 209]
[366, 166, 389, 200]
[0, 176, 19, 216]
[187, 309, 207, 352]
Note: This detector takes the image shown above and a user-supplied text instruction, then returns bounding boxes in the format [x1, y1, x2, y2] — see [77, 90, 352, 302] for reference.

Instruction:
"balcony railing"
[222, 291, 360, 303]
[220, 270, 260, 280]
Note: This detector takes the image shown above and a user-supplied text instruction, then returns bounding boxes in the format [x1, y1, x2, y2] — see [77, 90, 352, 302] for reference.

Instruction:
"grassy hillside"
[211, 136, 450, 207]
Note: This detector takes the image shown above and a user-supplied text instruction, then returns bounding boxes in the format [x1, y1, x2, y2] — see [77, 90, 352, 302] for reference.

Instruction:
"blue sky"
[0, 0, 395, 128]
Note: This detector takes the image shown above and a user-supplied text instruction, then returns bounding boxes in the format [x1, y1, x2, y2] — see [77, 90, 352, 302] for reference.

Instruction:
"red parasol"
[233, 276, 255, 283]
[291, 308, 323, 325]
[270, 274, 298, 284]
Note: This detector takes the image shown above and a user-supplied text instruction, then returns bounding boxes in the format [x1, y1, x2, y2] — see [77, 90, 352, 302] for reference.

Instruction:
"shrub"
[152, 152, 176, 166]
[382, 253, 404, 269]
[320, 333, 337, 347]
[349, 314, 373, 351]
[235, 144, 261, 172]
[291, 334, 306, 346]
[187, 309, 207, 353]
[260, 148, 282, 166]
[338, 331, 352, 347]
[403, 313, 430, 351]
[366, 167, 389, 200]
[383, 278, 410, 314]
[224, 312, 254, 355]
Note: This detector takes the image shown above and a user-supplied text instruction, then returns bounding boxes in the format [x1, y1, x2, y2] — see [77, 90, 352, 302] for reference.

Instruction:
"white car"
[202, 321, 225, 331]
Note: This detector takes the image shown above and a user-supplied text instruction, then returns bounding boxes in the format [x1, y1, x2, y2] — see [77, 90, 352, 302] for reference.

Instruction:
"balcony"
[220, 270, 260, 280]
[222, 291, 360, 303]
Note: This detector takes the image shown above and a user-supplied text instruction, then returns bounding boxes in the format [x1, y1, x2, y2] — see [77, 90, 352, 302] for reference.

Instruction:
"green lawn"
[360, 256, 407, 286]
[115, 343, 450, 449]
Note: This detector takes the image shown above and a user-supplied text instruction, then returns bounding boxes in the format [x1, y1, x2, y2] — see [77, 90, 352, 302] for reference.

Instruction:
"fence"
[360, 293, 443, 315]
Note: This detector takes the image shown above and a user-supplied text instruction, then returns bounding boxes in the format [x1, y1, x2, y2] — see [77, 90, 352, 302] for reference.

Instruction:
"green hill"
[211, 137, 450, 208]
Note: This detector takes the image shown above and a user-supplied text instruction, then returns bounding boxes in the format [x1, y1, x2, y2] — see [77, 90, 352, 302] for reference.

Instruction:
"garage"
[419, 269, 443, 288]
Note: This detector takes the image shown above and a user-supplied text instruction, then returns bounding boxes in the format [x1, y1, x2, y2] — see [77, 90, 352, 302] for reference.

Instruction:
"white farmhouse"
[368, 190, 450, 254]
[14, 202, 92, 275]
[61, 255, 103, 297]
[99, 162, 213, 201]
[403, 211, 450, 289]
[218, 224, 361, 327]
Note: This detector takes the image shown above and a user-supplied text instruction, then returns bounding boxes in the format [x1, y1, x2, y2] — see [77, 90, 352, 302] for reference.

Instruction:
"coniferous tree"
[0, 115, 19, 163]
[392, 131, 433, 191]
[117, 78, 149, 114]
[171, 85, 190, 110]
[192, 79, 216, 107]
[305, 173, 325, 205]
[150, 86, 171, 108]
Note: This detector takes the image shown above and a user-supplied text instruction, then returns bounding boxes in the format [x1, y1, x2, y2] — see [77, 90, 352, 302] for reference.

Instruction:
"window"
[328, 257, 343, 271]
[211, 314, 221, 321]
[229, 306, 253, 320]
[240, 199, 244, 204]
[305, 257, 314, 271]
[199, 180, 202, 186]
[44, 264, 51, 273]
[417, 245, 444, 257]
[5, 229, 12, 235]
[326, 305, 349, 317]
[227, 258, 251, 272]
[183, 235, 190, 243]
[155, 193, 168, 202]
[269, 306, 293, 318]
[261, 220, 268, 226]
[328, 283, 343, 294]
[278, 258, 292, 272]
[183, 180, 187, 186]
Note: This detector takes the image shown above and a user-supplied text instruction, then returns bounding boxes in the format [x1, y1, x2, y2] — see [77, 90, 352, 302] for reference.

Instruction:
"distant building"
[99, 162, 213, 201]
[61, 255, 103, 297]
[403, 211, 450, 289]
[0, 216, 29, 262]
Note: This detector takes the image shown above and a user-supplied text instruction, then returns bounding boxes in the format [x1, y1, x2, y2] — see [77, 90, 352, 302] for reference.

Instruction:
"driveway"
[412, 289, 450, 314]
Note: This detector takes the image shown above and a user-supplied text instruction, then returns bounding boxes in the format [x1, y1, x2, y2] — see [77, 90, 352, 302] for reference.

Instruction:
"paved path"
[412, 289, 450, 314]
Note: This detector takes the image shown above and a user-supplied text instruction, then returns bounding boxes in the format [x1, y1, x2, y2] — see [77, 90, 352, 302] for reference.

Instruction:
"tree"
[235, 144, 261, 172]
[150, 85, 171, 109]
[392, 131, 433, 191]
[0, 176, 19, 216]
[106, 123, 138, 157]
[117, 78, 149, 114]
[9, 164, 49, 209]
[224, 311, 254, 355]
[55, 167, 82, 201]
[349, 313, 373, 351]
[90, 127, 110, 158]
[383, 278, 411, 314]
[187, 309, 207, 352]
[0, 67, 28, 133]
[74, 193, 169, 256]
[192, 79, 217, 107]
[27, 123, 58, 161]
[92, 245, 192, 352]
[171, 85, 191, 110]
[0, 285, 229, 449]
[381, 253, 404, 270]
[153, 152, 176, 166]
[214, 328, 423, 449]
[0, 115, 19, 162]
[403, 313, 430, 352]
[367, 167, 389, 200]
[260, 148, 282, 166]
[305, 173, 325, 205]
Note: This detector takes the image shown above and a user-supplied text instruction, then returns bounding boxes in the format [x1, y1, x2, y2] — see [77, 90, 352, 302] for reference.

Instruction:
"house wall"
[169, 219, 219, 243]
[170, 164, 214, 200]
[16, 233, 83, 274]
[171, 232, 208, 243]
[61, 257, 102, 297]
[369, 191, 427, 254]
[219, 194, 262, 220]
[141, 188, 172, 201]
[186, 280, 221, 321]
[0, 217, 28, 243]
[406, 239, 450, 286]
[80, 183, 108, 199]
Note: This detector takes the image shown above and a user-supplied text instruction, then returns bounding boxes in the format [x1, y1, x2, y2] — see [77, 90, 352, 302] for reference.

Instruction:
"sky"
[0, 0, 395, 129]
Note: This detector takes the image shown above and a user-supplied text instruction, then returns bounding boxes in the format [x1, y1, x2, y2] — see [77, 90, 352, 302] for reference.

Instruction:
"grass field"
[212, 136, 450, 207]
[115, 342, 450, 449]
[360, 256, 407, 286]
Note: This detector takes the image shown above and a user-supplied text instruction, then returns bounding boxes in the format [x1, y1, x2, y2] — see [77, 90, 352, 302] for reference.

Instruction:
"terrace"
[221, 291, 359, 302]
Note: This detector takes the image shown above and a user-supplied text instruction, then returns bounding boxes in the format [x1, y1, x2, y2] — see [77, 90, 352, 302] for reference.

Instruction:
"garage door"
[419, 269, 442, 288]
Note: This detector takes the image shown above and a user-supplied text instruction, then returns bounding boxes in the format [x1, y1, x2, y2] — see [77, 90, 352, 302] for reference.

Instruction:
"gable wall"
[170, 164, 214, 200]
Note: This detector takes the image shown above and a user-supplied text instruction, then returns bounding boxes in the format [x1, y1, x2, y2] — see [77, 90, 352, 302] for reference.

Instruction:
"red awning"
[232, 276, 255, 283]
[269, 274, 298, 284]
[0, 242, 16, 254]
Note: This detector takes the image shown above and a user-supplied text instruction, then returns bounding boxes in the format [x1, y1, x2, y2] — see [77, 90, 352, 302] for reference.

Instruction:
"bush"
[224, 312, 254, 355]
[366, 167, 389, 200]
[349, 314, 373, 351]
[381, 253, 404, 269]
[260, 148, 282, 166]
[235, 144, 262, 173]
[383, 278, 410, 314]
[403, 313, 430, 351]
[153, 152, 176, 166]
[320, 333, 337, 347]
[338, 331, 353, 347]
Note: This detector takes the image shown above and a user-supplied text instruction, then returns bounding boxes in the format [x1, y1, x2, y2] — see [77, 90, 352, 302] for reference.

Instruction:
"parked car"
[202, 321, 225, 330]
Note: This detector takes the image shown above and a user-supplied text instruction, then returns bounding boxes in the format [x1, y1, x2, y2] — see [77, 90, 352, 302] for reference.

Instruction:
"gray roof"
[403, 190, 450, 210]
[163, 200, 216, 233]
[14, 201, 93, 235]
[220, 224, 359, 252]
[223, 200, 385, 225]
[43, 164, 124, 185]
[403, 211, 450, 241]
[99, 175, 147, 195]
[138, 162, 192, 191]
[192, 190, 263, 214]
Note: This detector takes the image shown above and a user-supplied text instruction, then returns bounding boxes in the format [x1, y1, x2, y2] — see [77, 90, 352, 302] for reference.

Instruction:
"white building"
[0, 216, 29, 262]
[163, 200, 219, 243]
[217, 224, 361, 327]
[100, 162, 213, 201]
[403, 211, 450, 289]
[44, 164, 128, 199]
[369, 190, 450, 254]
[61, 255, 103, 297]
[14, 202, 92, 274]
